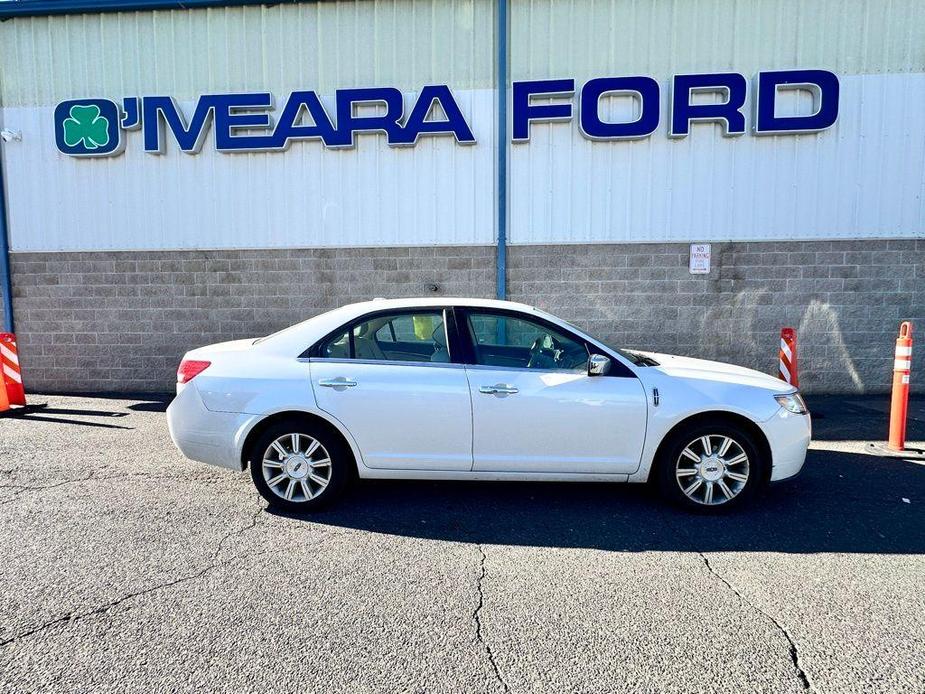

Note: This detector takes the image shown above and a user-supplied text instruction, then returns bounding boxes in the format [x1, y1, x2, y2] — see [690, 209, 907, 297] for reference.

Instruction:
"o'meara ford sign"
[54, 69, 839, 158]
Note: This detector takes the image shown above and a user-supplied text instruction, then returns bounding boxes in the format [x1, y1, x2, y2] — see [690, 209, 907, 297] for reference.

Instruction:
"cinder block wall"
[7, 239, 923, 394]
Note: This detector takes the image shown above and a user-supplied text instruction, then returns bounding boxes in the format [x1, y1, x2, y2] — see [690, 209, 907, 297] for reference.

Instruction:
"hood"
[636, 351, 795, 394]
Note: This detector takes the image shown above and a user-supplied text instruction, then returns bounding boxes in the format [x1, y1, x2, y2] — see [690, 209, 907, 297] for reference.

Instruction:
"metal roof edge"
[0, 0, 310, 20]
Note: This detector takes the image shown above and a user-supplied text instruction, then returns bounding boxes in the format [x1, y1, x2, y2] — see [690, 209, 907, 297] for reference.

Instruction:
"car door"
[309, 308, 473, 471]
[460, 309, 647, 474]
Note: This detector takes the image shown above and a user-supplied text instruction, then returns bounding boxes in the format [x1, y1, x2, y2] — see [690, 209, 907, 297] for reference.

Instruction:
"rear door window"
[316, 311, 450, 363]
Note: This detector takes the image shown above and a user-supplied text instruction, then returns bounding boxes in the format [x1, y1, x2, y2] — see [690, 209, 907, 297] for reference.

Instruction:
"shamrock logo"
[62, 104, 111, 150]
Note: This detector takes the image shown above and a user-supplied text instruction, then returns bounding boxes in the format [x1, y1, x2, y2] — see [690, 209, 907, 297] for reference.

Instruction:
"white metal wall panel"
[511, 0, 925, 80]
[509, 0, 925, 244]
[0, 1, 495, 105]
[2, 92, 495, 251]
[509, 73, 925, 243]
[0, 0, 496, 251]
[2, 0, 925, 251]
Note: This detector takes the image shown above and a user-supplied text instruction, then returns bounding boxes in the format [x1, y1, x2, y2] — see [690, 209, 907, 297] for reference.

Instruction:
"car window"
[318, 311, 450, 363]
[466, 312, 589, 370]
[320, 329, 350, 358]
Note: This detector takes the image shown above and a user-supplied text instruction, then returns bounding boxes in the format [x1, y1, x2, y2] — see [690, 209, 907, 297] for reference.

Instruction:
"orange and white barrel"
[778, 327, 798, 387]
[0, 333, 26, 407]
[888, 321, 913, 451]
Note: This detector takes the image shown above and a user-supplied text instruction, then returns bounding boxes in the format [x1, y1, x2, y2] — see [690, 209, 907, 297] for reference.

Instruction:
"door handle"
[479, 384, 518, 395]
[318, 377, 358, 388]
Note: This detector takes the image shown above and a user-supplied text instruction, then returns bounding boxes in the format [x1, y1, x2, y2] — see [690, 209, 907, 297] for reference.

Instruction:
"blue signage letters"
[54, 70, 840, 157]
[392, 85, 476, 146]
[755, 69, 840, 135]
[273, 91, 340, 149]
[512, 71, 838, 142]
[669, 73, 748, 137]
[136, 86, 474, 155]
[579, 76, 660, 140]
[512, 79, 575, 141]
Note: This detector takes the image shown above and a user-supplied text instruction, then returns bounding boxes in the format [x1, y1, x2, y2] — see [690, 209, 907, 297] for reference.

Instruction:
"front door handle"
[479, 383, 518, 396]
[318, 377, 358, 389]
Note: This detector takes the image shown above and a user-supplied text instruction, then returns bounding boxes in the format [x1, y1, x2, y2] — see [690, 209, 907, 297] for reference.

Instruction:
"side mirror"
[588, 354, 611, 377]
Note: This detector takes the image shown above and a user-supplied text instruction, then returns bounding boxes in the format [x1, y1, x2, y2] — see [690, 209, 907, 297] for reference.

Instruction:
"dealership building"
[0, 0, 921, 393]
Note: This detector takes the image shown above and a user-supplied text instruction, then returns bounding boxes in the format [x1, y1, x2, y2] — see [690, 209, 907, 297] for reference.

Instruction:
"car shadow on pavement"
[2, 412, 135, 429]
[276, 448, 925, 555]
[33, 407, 129, 418]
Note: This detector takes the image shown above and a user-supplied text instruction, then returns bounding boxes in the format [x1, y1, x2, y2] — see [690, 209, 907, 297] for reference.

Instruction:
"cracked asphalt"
[1, 394, 924, 693]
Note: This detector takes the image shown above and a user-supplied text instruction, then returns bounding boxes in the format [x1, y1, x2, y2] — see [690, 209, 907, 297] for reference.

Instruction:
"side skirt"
[357, 469, 632, 483]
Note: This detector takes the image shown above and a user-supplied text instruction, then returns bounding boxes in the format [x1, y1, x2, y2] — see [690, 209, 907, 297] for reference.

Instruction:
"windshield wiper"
[625, 351, 660, 367]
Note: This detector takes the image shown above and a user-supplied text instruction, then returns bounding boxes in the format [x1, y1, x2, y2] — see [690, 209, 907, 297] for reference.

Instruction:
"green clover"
[62, 104, 110, 150]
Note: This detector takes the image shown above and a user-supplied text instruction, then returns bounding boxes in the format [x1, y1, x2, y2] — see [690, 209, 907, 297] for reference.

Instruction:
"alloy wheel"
[261, 433, 333, 503]
[675, 434, 750, 506]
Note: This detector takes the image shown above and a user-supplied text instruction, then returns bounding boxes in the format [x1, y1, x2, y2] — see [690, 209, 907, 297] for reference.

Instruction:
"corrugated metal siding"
[0, 0, 495, 105]
[508, 0, 925, 244]
[3, 93, 495, 251]
[1, 0, 924, 251]
[0, 0, 497, 251]
[511, 0, 925, 80]
[509, 74, 925, 243]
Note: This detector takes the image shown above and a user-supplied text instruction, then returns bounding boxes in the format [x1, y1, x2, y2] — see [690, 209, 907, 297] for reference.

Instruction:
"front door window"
[466, 313, 588, 370]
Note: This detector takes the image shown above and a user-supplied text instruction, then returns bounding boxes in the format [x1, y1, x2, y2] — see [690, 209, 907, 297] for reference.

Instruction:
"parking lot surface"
[1, 394, 923, 693]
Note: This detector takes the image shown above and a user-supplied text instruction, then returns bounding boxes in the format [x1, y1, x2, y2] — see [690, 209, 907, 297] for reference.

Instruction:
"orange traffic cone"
[778, 328, 798, 387]
[0, 333, 46, 415]
[0, 368, 8, 413]
[0, 334, 26, 406]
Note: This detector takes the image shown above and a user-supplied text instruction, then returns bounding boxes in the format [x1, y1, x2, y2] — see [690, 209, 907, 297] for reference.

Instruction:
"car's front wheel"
[656, 422, 767, 511]
[248, 419, 351, 512]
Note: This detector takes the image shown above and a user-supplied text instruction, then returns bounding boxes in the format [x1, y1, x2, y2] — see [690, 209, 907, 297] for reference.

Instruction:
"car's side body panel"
[466, 365, 648, 474]
[356, 468, 630, 482]
[756, 408, 813, 481]
[310, 359, 473, 471]
[628, 367, 809, 483]
[168, 383, 259, 471]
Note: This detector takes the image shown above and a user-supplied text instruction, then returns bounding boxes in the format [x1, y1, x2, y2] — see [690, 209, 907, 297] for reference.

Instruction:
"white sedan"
[167, 298, 810, 512]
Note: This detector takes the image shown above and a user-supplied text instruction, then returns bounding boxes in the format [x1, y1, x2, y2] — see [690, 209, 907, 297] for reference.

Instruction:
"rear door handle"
[479, 383, 518, 395]
[318, 377, 358, 389]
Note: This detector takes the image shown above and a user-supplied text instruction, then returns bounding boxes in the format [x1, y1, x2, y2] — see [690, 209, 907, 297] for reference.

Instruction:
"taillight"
[177, 359, 211, 384]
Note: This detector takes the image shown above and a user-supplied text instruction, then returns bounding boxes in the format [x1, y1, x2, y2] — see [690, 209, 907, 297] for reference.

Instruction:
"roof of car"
[255, 297, 546, 356]
[342, 297, 537, 312]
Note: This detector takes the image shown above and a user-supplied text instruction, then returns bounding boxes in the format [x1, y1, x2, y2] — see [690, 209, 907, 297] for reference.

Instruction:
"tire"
[248, 418, 352, 512]
[655, 421, 767, 512]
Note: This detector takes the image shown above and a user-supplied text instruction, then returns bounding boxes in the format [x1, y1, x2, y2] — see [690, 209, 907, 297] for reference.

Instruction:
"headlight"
[774, 392, 807, 414]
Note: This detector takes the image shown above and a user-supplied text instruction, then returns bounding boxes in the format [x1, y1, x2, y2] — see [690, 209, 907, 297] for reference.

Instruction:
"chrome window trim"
[301, 357, 465, 370]
[463, 363, 587, 375]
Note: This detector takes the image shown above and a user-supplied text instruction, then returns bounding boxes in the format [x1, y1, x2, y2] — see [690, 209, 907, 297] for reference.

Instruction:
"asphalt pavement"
[1, 393, 923, 693]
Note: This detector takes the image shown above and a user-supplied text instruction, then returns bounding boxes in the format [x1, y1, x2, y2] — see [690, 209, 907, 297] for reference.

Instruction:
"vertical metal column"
[495, 0, 509, 300]
[0, 146, 14, 332]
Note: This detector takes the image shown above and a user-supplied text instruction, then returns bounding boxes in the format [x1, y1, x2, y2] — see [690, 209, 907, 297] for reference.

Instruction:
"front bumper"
[759, 407, 812, 482]
[166, 384, 257, 472]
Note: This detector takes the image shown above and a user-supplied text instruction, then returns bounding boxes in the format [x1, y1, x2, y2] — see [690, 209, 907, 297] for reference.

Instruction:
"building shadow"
[273, 448, 924, 555]
[804, 394, 925, 442]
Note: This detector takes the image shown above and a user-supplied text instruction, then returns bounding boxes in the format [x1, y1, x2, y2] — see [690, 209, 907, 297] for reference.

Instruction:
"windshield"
[534, 310, 659, 366]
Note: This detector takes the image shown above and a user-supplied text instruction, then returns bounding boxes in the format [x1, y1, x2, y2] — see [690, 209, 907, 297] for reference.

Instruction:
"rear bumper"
[166, 384, 256, 472]
[759, 408, 812, 482]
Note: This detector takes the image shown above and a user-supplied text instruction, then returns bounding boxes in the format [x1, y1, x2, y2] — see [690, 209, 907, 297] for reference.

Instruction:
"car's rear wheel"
[248, 419, 350, 512]
[656, 422, 766, 511]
